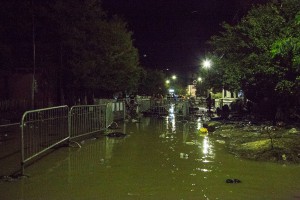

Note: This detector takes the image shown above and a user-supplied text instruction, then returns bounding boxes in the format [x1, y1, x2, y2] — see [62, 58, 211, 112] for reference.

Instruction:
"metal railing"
[105, 102, 114, 128]
[21, 105, 69, 173]
[137, 98, 151, 113]
[112, 101, 125, 121]
[69, 105, 107, 140]
[15, 100, 129, 175]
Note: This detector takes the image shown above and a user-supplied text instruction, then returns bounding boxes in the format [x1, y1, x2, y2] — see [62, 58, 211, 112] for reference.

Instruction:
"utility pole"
[31, 0, 36, 109]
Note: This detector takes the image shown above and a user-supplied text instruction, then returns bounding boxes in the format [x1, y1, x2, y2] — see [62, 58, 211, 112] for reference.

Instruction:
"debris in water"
[226, 179, 241, 183]
[108, 122, 119, 129]
[185, 141, 195, 145]
[106, 132, 127, 138]
[216, 140, 226, 144]
[180, 153, 189, 159]
[0, 174, 29, 182]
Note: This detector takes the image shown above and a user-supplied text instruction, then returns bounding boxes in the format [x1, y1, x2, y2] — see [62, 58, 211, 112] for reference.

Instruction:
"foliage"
[0, 0, 141, 103]
[207, 0, 300, 120]
[138, 69, 166, 96]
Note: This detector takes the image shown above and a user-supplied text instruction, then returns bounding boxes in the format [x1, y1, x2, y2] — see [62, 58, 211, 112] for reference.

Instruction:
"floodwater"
[1, 110, 300, 199]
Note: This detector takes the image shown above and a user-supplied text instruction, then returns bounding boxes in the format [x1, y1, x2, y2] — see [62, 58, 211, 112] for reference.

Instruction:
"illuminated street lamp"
[172, 75, 177, 80]
[202, 59, 212, 69]
[197, 77, 202, 82]
[165, 79, 170, 84]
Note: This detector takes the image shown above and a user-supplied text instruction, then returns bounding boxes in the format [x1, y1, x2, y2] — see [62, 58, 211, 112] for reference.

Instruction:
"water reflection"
[166, 104, 176, 133]
[201, 136, 214, 159]
[182, 123, 189, 143]
[1, 115, 300, 200]
[196, 117, 202, 130]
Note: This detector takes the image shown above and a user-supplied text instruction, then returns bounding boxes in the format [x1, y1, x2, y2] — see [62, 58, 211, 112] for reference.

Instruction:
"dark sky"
[101, 0, 255, 73]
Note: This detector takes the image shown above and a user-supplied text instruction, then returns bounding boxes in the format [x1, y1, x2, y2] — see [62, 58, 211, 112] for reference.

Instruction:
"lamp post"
[201, 59, 212, 96]
[201, 58, 213, 114]
[165, 74, 177, 97]
[31, 0, 36, 109]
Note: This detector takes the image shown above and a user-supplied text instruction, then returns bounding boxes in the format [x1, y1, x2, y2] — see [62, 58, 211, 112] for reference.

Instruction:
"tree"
[90, 16, 141, 96]
[207, 0, 300, 120]
[42, 0, 141, 101]
[270, 0, 300, 109]
[0, 0, 141, 104]
[138, 69, 166, 96]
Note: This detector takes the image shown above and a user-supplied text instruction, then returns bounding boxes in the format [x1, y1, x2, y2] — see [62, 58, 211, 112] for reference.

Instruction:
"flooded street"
[1, 115, 300, 200]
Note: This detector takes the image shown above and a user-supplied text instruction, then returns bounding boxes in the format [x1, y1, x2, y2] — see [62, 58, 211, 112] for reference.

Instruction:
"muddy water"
[1, 116, 300, 200]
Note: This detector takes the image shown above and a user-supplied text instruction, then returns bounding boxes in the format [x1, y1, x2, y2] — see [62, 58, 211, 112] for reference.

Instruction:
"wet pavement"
[0, 123, 21, 176]
[1, 115, 300, 199]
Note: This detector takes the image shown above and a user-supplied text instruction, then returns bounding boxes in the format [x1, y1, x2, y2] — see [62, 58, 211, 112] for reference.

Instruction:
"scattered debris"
[108, 122, 119, 129]
[69, 141, 82, 148]
[105, 132, 127, 138]
[226, 178, 241, 183]
[0, 174, 29, 182]
[180, 153, 189, 159]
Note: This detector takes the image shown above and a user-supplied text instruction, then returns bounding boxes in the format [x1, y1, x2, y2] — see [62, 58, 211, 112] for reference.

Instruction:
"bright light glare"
[203, 136, 210, 155]
[166, 80, 170, 84]
[203, 59, 211, 69]
[172, 75, 177, 80]
[169, 89, 174, 93]
[167, 104, 176, 133]
[197, 77, 202, 82]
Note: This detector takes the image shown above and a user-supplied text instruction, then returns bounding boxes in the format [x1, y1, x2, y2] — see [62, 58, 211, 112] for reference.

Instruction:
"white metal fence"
[69, 105, 107, 140]
[21, 106, 69, 173]
[105, 102, 114, 128]
[19, 101, 127, 174]
[136, 98, 151, 113]
[112, 101, 125, 121]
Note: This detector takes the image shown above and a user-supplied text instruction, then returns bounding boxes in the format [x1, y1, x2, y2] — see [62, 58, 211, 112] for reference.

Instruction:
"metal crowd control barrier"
[21, 105, 69, 173]
[105, 102, 114, 128]
[69, 105, 107, 139]
[112, 101, 125, 121]
[137, 98, 151, 113]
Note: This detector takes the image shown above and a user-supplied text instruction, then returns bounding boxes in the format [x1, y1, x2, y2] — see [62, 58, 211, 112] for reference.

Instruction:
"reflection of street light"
[202, 59, 211, 69]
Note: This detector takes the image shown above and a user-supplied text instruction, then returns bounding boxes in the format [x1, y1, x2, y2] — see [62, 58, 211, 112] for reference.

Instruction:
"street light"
[197, 77, 202, 82]
[165, 80, 170, 84]
[31, 0, 36, 109]
[172, 75, 177, 80]
[202, 59, 211, 69]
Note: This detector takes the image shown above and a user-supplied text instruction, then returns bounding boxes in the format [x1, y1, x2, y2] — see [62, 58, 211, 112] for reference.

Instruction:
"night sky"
[101, 0, 260, 73]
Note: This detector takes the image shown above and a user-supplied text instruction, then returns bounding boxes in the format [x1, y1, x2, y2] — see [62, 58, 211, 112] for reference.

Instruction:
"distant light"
[169, 89, 175, 93]
[203, 59, 211, 69]
[143, 54, 147, 57]
[197, 77, 202, 82]
[166, 80, 170, 84]
[172, 75, 177, 80]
